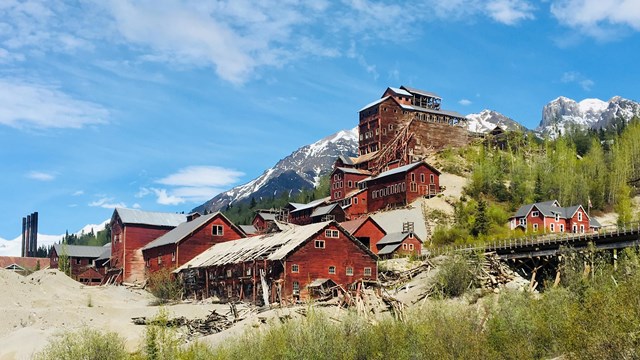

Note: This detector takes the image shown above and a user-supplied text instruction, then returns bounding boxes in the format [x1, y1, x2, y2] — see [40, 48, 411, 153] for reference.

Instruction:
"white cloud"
[486, 0, 535, 25]
[0, 79, 108, 129]
[89, 197, 126, 209]
[156, 166, 244, 188]
[26, 171, 55, 181]
[458, 99, 473, 106]
[72, 190, 84, 196]
[561, 71, 594, 90]
[143, 165, 244, 205]
[551, 0, 640, 38]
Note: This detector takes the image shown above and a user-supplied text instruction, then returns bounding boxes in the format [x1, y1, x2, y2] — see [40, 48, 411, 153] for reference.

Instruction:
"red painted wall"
[49, 247, 97, 280]
[351, 219, 386, 254]
[283, 224, 377, 299]
[343, 190, 368, 219]
[366, 164, 439, 213]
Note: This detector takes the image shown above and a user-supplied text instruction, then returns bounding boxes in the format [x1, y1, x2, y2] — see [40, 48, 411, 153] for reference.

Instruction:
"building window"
[533, 224, 538, 232]
[315, 240, 325, 249]
[354, 197, 358, 204]
[226, 269, 232, 278]
[389, 124, 393, 130]
[146, 259, 150, 267]
[519, 218, 526, 226]
[560, 224, 565, 232]
[555, 213, 560, 222]
[573, 225, 577, 233]
[411, 173, 416, 182]
[420, 174, 425, 183]
[293, 281, 300, 295]
[578, 212, 582, 221]
[212, 225, 224, 236]
[550, 223, 555, 232]
[430, 174, 435, 184]
[410, 182, 417, 192]
[158, 256, 162, 265]
[364, 267, 372, 277]
[402, 243, 408, 250]
[346, 267, 354, 276]
[76, 258, 81, 265]
[348, 180, 352, 188]
[532, 211, 539, 217]
[325, 230, 339, 238]
[172, 252, 176, 262]
[291, 264, 299, 273]
[329, 266, 336, 274]
[580, 225, 585, 233]
[409, 244, 414, 251]
[246, 268, 252, 276]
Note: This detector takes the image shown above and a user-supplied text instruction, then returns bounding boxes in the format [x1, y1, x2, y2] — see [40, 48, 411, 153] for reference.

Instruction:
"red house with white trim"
[509, 200, 599, 234]
[340, 216, 386, 254]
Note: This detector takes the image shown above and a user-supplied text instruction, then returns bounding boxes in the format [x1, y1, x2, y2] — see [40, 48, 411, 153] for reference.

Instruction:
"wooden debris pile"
[132, 303, 255, 338]
[378, 260, 433, 288]
[476, 252, 515, 289]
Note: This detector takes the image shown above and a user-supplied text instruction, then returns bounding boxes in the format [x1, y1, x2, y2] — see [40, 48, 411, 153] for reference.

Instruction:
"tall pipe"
[25, 214, 31, 258]
[21, 217, 26, 257]
[31, 212, 38, 257]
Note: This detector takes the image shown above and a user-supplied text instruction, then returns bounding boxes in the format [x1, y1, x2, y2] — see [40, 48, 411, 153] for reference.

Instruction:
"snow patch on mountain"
[193, 127, 359, 214]
[465, 110, 524, 133]
[538, 96, 640, 137]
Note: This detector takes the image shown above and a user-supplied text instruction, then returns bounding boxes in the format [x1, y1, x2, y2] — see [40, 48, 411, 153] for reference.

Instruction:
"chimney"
[21, 217, 26, 257]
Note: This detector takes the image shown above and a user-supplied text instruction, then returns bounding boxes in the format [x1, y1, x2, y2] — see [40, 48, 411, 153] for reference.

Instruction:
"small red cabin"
[510, 200, 596, 234]
[340, 216, 387, 254]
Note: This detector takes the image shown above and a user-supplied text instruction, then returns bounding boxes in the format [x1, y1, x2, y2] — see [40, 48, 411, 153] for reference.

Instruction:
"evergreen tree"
[472, 198, 489, 237]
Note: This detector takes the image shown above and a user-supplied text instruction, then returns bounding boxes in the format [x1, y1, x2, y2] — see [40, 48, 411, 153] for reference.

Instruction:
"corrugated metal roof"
[142, 212, 243, 251]
[376, 232, 410, 246]
[336, 167, 372, 175]
[239, 225, 257, 235]
[96, 244, 111, 261]
[590, 218, 602, 228]
[377, 243, 401, 256]
[175, 221, 377, 272]
[290, 197, 329, 213]
[114, 208, 186, 227]
[370, 201, 429, 240]
[340, 217, 368, 234]
[338, 155, 355, 166]
[400, 86, 441, 99]
[359, 96, 391, 112]
[257, 212, 278, 221]
[388, 87, 412, 96]
[311, 204, 339, 218]
[53, 244, 105, 258]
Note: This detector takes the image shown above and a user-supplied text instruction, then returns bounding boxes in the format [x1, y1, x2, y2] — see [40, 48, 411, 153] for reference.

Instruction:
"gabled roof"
[142, 212, 244, 251]
[334, 167, 372, 176]
[0, 256, 48, 269]
[361, 161, 441, 183]
[113, 208, 186, 227]
[175, 221, 377, 271]
[400, 86, 441, 99]
[376, 232, 418, 246]
[53, 244, 105, 258]
[340, 216, 385, 236]
[359, 95, 392, 112]
[239, 225, 257, 235]
[256, 212, 278, 221]
[377, 243, 402, 256]
[386, 87, 413, 97]
[96, 243, 111, 261]
[512, 201, 590, 221]
[311, 204, 340, 218]
[337, 155, 355, 166]
[590, 218, 602, 228]
[290, 197, 329, 213]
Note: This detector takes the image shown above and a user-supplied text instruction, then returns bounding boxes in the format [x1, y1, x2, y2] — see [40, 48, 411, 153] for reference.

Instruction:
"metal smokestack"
[25, 214, 31, 257]
[31, 212, 38, 257]
[21, 217, 26, 257]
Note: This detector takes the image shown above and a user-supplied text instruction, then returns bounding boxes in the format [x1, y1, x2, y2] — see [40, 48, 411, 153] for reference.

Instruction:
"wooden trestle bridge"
[437, 222, 640, 260]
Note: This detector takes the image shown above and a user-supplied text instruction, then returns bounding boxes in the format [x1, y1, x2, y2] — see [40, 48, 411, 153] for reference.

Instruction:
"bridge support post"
[613, 248, 618, 270]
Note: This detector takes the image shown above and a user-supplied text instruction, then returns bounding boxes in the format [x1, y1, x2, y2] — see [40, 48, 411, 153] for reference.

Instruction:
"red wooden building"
[287, 198, 329, 225]
[340, 216, 386, 254]
[110, 208, 186, 284]
[175, 221, 378, 304]
[142, 212, 246, 274]
[509, 200, 597, 234]
[375, 231, 423, 258]
[251, 210, 280, 233]
[362, 161, 440, 213]
[0, 256, 49, 275]
[50, 244, 106, 283]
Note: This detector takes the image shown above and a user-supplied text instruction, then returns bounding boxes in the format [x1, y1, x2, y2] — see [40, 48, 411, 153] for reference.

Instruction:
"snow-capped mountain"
[465, 110, 524, 133]
[193, 128, 358, 214]
[0, 220, 109, 257]
[538, 96, 640, 136]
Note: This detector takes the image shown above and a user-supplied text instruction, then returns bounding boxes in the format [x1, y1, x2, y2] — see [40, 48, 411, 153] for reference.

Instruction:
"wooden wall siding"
[284, 224, 377, 299]
[366, 165, 440, 213]
[330, 170, 369, 201]
[408, 119, 469, 156]
[394, 236, 422, 257]
[252, 216, 267, 232]
[520, 206, 592, 234]
[143, 216, 246, 275]
[344, 191, 368, 219]
[49, 248, 96, 280]
[78, 267, 103, 286]
[352, 220, 387, 254]
[290, 210, 313, 226]
[116, 224, 174, 283]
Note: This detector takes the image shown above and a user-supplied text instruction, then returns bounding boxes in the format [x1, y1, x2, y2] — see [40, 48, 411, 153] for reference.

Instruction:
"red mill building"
[355, 86, 468, 173]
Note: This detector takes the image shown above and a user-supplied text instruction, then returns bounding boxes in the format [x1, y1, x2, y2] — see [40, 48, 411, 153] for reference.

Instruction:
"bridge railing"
[429, 222, 640, 256]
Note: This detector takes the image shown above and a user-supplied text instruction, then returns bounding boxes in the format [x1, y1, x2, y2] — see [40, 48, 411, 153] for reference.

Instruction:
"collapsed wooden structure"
[174, 221, 378, 305]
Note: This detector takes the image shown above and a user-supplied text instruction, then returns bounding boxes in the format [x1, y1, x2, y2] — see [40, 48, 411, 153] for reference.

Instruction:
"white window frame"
[533, 224, 538, 232]
[559, 224, 565, 232]
[292, 281, 300, 295]
[171, 252, 176, 262]
[364, 267, 372, 277]
[315, 240, 325, 249]
[550, 223, 555, 232]
[346, 267, 354, 276]
[580, 225, 585, 233]
[555, 213, 560, 222]
[578, 212, 582, 221]
[325, 230, 339, 238]
[409, 244, 414, 251]
[291, 264, 299, 273]
[212, 225, 224, 236]
[402, 243, 408, 250]
[328, 266, 336, 274]
[158, 256, 162, 265]
[531, 211, 539, 217]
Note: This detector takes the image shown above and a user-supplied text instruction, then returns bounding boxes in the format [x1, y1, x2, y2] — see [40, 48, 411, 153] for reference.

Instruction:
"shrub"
[143, 308, 181, 360]
[435, 254, 478, 297]
[34, 328, 128, 360]
[147, 268, 183, 304]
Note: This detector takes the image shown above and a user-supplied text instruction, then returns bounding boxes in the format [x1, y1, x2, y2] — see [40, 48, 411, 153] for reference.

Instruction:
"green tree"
[472, 198, 489, 236]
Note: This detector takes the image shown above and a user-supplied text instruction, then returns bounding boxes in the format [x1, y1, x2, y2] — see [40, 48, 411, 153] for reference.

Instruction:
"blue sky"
[1, 0, 639, 248]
